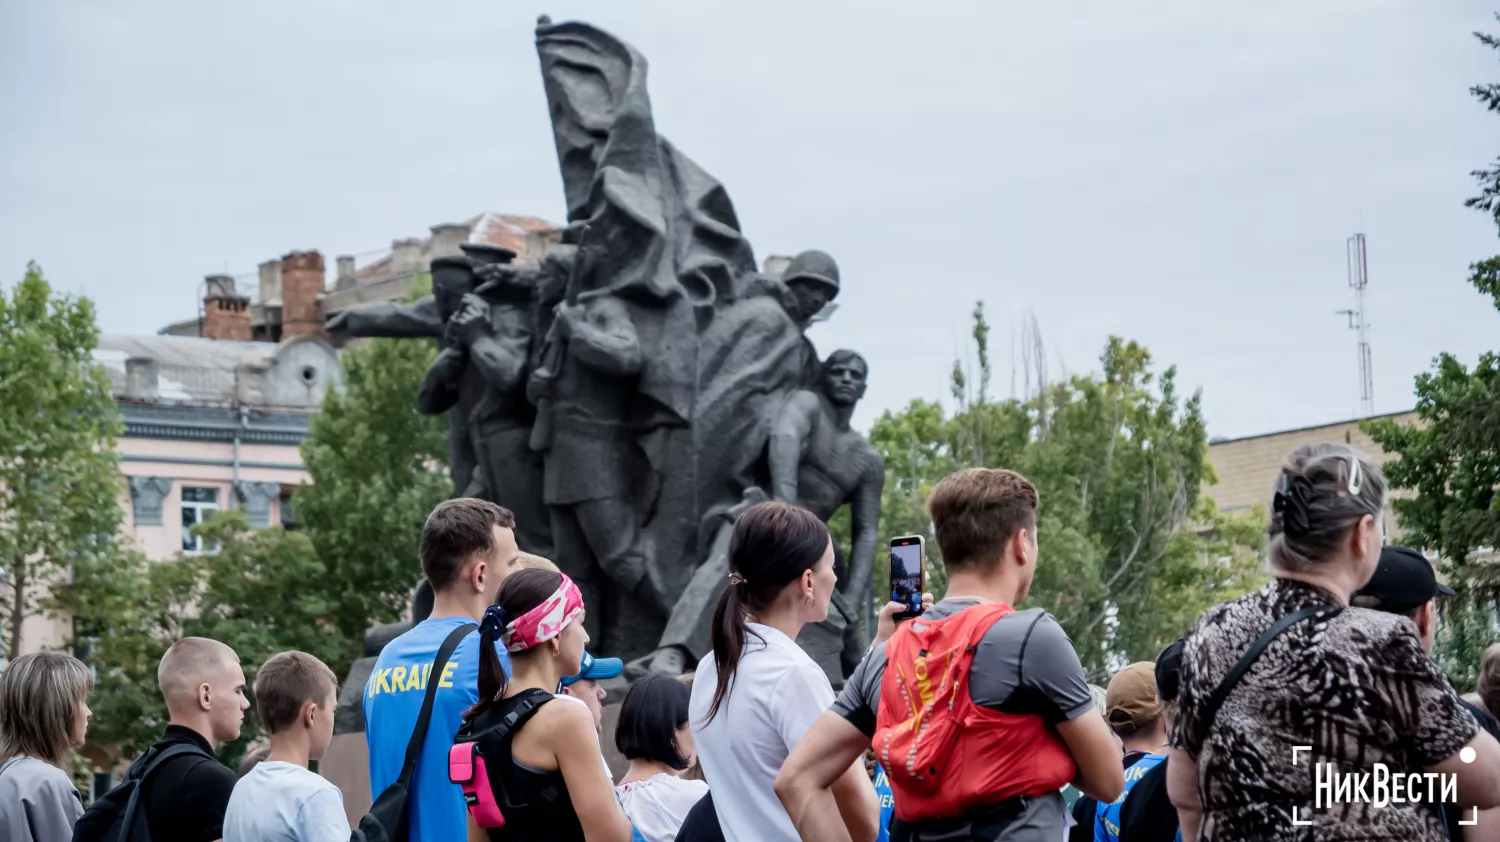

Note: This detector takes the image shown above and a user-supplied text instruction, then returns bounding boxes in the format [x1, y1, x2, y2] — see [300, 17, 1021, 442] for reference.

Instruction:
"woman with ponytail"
[456, 568, 633, 842]
[686, 501, 879, 842]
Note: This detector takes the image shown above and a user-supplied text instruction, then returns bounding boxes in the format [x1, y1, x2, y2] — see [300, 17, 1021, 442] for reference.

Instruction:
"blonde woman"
[0, 652, 94, 842]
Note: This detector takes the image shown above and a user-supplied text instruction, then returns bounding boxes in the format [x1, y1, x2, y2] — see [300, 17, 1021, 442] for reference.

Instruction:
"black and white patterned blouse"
[1171, 578, 1478, 841]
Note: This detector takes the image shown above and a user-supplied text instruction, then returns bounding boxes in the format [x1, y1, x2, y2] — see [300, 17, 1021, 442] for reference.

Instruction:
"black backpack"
[71, 742, 212, 842]
[352, 622, 476, 842]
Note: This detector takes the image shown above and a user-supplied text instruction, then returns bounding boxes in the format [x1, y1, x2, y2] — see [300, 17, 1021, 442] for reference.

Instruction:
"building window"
[279, 491, 299, 531]
[182, 487, 219, 553]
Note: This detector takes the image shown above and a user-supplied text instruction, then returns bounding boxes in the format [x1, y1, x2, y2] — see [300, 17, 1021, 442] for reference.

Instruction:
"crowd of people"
[7, 442, 1500, 840]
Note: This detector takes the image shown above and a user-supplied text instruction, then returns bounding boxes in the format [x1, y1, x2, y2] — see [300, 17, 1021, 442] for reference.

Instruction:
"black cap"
[1353, 545, 1455, 614]
[459, 243, 518, 266]
[1156, 637, 1186, 703]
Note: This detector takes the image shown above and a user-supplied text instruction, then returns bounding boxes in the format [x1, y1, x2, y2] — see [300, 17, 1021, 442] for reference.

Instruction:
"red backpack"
[873, 603, 1076, 822]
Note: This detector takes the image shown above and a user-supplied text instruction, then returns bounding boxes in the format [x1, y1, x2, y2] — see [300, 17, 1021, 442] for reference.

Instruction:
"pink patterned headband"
[480, 575, 585, 653]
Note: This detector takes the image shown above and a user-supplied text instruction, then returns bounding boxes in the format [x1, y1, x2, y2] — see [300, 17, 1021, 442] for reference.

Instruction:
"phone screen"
[889, 539, 924, 619]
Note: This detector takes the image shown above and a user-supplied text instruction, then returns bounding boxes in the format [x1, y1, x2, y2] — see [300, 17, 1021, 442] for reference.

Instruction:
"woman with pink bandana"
[454, 568, 634, 842]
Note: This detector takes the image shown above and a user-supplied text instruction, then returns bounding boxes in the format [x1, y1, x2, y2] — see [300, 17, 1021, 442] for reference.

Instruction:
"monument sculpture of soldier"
[770, 349, 884, 678]
[527, 243, 658, 648]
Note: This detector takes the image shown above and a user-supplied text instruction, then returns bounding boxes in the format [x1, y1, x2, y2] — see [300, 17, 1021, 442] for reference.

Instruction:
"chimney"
[123, 357, 159, 400]
[257, 259, 282, 303]
[201, 274, 252, 341]
[335, 255, 356, 290]
[429, 223, 469, 259]
[391, 238, 422, 276]
[280, 251, 326, 340]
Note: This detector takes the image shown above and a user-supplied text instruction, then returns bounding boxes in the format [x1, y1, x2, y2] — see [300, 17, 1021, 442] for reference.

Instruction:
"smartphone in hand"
[889, 535, 925, 622]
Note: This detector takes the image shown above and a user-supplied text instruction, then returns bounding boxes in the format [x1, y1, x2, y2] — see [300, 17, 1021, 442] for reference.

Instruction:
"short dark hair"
[254, 651, 337, 735]
[616, 675, 692, 770]
[420, 498, 516, 591]
[927, 468, 1038, 571]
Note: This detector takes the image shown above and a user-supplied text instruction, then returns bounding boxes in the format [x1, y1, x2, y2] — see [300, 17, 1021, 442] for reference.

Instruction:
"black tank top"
[470, 689, 586, 842]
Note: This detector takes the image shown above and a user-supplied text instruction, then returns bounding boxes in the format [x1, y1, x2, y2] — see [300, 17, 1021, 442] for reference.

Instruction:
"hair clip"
[728, 572, 748, 586]
[1347, 456, 1363, 497]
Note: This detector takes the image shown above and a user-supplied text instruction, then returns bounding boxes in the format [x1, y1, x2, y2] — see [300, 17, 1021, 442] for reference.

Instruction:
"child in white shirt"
[224, 651, 349, 842]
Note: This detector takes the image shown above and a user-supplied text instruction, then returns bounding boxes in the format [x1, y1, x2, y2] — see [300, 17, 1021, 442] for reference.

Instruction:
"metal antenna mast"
[1338, 233, 1374, 417]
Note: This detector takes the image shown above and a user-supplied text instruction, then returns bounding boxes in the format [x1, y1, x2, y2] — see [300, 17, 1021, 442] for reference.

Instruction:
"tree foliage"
[1361, 18, 1500, 687]
[863, 304, 1265, 677]
[61, 276, 449, 764]
[0, 263, 124, 659]
[292, 279, 449, 655]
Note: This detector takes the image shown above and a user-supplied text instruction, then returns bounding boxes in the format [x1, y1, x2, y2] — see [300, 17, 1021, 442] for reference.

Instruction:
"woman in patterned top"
[1165, 443, 1500, 841]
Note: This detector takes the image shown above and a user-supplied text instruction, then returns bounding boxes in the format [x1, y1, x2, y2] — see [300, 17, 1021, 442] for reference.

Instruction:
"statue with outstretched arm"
[325, 296, 443, 339]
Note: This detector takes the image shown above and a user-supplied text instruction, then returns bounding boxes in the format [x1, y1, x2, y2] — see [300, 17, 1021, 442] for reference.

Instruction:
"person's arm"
[843, 453, 884, 605]
[467, 814, 489, 842]
[326, 297, 443, 338]
[1055, 711, 1124, 802]
[416, 347, 464, 415]
[563, 299, 642, 376]
[1429, 731, 1500, 811]
[1166, 748, 1201, 841]
[777, 712, 878, 842]
[1385, 627, 1500, 811]
[870, 596, 933, 648]
[1013, 614, 1123, 802]
[548, 700, 634, 842]
[295, 786, 352, 842]
[769, 392, 818, 503]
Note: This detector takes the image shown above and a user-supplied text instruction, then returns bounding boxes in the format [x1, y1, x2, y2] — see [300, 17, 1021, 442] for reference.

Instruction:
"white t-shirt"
[688, 622, 835, 842]
[616, 773, 708, 842]
[223, 760, 349, 842]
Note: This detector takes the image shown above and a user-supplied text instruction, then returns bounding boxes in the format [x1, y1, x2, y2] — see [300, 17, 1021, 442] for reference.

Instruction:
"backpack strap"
[396, 622, 479, 788]
[1194, 604, 1342, 747]
[120, 742, 216, 841]
[462, 688, 564, 806]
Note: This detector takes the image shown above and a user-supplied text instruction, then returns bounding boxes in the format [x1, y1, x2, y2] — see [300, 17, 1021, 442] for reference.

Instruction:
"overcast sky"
[4, 1, 1500, 439]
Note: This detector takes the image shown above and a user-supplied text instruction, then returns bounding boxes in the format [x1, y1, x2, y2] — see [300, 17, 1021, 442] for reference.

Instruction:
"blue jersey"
[1095, 752, 1168, 842]
[873, 764, 895, 842]
[364, 616, 510, 842]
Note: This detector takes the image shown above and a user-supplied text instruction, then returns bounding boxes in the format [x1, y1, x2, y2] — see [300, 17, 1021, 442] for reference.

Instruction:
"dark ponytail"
[467, 568, 564, 724]
[704, 501, 830, 723]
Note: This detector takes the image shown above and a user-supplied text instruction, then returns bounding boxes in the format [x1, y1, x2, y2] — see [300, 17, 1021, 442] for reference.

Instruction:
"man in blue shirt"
[364, 498, 522, 842]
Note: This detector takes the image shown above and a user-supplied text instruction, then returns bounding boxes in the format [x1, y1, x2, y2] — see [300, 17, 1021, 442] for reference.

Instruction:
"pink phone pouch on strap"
[449, 742, 505, 828]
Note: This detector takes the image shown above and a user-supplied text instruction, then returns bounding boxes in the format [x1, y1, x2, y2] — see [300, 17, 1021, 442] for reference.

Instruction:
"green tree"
[862, 304, 1265, 677]
[52, 549, 199, 762]
[1363, 17, 1500, 686]
[0, 263, 124, 658]
[292, 275, 450, 655]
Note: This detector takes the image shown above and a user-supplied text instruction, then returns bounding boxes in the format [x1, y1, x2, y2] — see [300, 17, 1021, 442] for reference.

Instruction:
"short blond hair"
[518, 552, 559, 573]
[0, 652, 93, 767]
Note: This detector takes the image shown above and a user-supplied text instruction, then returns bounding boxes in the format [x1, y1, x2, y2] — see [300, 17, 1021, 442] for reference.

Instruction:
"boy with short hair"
[223, 651, 349, 842]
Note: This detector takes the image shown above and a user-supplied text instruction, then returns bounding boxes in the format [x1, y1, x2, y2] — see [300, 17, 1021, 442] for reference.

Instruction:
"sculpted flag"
[534, 18, 757, 433]
[534, 19, 813, 608]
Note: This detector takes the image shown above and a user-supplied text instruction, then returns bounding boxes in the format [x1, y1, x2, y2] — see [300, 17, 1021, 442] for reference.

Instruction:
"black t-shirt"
[674, 792, 725, 842]
[1118, 759, 1177, 842]
[73, 725, 234, 842]
[144, 726, 236, 842]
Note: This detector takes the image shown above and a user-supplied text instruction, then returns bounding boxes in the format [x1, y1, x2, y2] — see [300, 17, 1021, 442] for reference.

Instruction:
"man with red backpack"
[776, 468, 1124, 841]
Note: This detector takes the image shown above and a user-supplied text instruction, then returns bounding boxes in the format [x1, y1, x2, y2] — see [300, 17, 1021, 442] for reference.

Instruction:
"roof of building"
[95, 333, 339, 410]
[351, 212, 561, 285]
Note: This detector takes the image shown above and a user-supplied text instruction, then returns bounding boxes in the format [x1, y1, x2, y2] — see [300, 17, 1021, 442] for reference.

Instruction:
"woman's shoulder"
[0, 757, 77, 795]
[1333, 606, 1425, 655]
